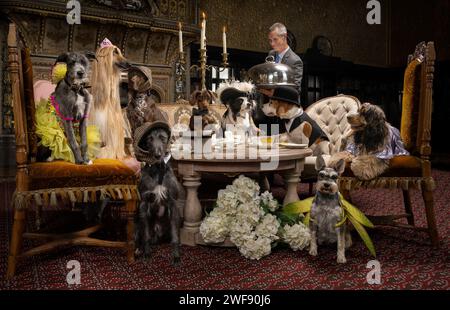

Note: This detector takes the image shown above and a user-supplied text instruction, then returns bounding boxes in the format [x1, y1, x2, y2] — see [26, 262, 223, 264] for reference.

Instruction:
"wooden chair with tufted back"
[301, 95, 361, 192]
[6, 23, 139, 279]
[338, 42, 439, 247]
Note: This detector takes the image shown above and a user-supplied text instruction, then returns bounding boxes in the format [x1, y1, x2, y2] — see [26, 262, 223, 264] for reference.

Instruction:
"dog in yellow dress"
[35, 60, 101, 164]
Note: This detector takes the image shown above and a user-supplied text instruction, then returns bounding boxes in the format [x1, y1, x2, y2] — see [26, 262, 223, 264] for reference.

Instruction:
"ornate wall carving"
[0, 20, 13, 135]
[0, 0, 200, 102]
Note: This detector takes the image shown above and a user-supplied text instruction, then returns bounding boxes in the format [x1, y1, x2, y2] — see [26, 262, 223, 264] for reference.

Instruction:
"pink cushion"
[33, 80, 55, 104]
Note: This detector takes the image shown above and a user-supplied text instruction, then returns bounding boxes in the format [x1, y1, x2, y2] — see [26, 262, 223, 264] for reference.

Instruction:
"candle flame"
[178, 22, 182, 30]
[202, 11, 206, 19]
[223, 25, 227, 33]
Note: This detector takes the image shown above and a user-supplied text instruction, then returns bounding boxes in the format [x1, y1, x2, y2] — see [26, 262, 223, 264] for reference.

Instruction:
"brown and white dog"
[261, 86, 330, 155]
[329, 102, 409, 180]
[188, 89, 219, 131]
[126, 65, 168, 137]
[89, 38, 130, 159]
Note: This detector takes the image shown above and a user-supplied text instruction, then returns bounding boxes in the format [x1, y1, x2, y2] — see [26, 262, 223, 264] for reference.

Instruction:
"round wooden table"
[172, 146, 313, 246]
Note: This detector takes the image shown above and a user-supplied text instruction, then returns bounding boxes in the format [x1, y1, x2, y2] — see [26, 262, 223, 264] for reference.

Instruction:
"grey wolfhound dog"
[133, 122, 184, 264]
[52, 52, 96, 164]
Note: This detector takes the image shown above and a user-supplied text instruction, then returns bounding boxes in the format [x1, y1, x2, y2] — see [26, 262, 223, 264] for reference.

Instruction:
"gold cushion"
[342, 155, 422, 178]
[400, 58, 422, 152]
[29, 159, 137, 190]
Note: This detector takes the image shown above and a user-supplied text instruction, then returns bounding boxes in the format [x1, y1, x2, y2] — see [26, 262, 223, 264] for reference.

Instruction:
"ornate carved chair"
[338, 42, 439, 247]
[301, 95, 361, 193]
[7, 23, 139, 279]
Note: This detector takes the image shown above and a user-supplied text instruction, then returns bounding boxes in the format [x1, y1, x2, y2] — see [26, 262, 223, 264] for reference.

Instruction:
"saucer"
[278, 142, 308, 149]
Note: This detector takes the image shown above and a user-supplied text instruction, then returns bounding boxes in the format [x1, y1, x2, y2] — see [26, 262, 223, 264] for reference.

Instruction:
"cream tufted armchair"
[301, 95, 361, 182]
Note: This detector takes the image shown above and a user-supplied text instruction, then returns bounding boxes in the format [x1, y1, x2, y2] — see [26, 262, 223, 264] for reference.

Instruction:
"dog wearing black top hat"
[216, 81, 259, 135]
[262, 86, 330, 155]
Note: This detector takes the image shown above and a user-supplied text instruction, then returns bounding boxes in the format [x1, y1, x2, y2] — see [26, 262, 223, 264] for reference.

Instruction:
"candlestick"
[222, 26, 227, 54]
[199, 48, 207, 91]
[221, 52, 229, 68]
[178, 22, 183, 53]
[200, 12, 206, 50]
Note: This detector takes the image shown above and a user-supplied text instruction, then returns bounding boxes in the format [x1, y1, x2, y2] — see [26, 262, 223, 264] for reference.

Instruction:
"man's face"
[268, 30, 287, 53]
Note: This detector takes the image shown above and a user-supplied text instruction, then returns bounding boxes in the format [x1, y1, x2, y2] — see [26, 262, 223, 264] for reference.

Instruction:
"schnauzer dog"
[52, 52, 96, 164]
[134, 122, 183, 264]
[309, 155, 351, 263]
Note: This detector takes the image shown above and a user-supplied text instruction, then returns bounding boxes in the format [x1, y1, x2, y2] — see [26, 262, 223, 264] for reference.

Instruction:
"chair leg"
[422, 189, 439, 248]
[7, 209, 26, 279]
[308, 182, 313, 196]
[341, 189, 352, 203]
[126, 199, 136, 263]
[402, 189, 415, 225]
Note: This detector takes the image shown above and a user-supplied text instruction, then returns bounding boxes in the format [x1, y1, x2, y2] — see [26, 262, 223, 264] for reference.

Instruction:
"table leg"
[180, 173, 202, 246]
[283, 172, 300, 205]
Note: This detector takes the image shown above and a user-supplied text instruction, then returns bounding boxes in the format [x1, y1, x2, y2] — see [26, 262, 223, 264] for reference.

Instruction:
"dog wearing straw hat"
[133, 121, 184, 264]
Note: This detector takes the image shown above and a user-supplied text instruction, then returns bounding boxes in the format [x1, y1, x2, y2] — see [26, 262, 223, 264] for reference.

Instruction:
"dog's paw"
[337, 254, 347, 264]
[351, 156, 388, 180]
[309, 247, 318, 256]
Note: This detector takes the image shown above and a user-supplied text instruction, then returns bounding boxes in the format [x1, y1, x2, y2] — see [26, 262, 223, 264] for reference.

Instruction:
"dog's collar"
[50, 95, 88, 122]
[142, 153, 171, 168]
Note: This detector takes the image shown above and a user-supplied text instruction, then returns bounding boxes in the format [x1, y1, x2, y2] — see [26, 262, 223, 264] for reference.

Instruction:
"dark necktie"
[275, 54, 281, 63]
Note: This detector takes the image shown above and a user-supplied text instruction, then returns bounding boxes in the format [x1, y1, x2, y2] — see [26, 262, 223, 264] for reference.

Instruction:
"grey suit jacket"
[269, 48, 303, 96]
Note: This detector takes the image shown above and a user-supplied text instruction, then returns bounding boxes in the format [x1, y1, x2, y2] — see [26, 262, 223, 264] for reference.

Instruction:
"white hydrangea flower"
[229, 225, 255, 248]
[237, 190, 258, 204]
[260, 191, 273, 204]
[260, 191, 280, 212]
[216, 188, 239, 212]
[207, 206, 231, 221]
[199, 215, 229, 243]
[281, 223, 311, 251]
[239, 236, 272, 260]
[233, 175, 260, 192]
[235, 201, 264, 226]
[255, 214, 280, 242]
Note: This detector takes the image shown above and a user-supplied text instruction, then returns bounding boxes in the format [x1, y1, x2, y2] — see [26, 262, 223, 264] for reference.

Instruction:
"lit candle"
[178, 22, 183, 53]
[200, 12, 206, 49]
[222, 25, 227, 54]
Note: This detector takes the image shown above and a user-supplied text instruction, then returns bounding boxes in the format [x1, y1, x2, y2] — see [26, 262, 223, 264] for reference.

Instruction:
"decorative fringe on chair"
[12, 185, 140, 210]
[338, 177, 436, 191]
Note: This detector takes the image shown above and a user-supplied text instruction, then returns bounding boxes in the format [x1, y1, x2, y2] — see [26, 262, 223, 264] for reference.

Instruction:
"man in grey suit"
[268, 22, 303, 96]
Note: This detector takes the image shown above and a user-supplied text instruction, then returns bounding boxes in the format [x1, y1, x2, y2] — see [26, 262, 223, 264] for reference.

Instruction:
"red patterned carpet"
[1, 170, 449, 290]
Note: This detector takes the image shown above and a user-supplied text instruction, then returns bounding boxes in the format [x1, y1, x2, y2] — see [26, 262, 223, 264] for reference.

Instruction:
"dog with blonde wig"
[89, 38, 130, 159]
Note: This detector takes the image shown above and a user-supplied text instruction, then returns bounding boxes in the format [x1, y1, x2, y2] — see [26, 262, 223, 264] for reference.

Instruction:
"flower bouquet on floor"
[199, 175, 311, 260]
